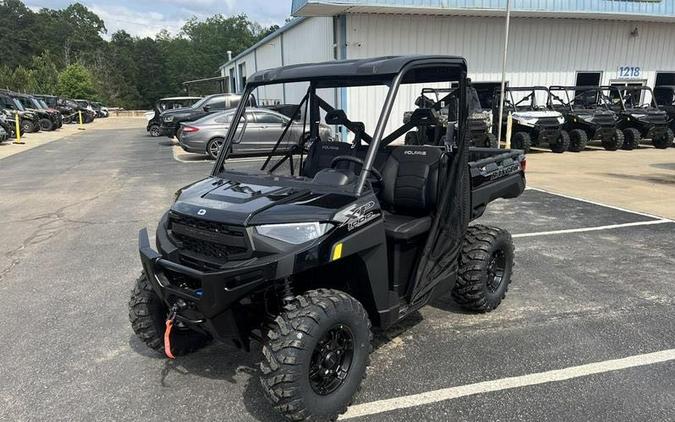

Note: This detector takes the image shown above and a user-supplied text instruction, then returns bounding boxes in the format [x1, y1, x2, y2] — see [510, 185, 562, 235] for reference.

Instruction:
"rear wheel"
[652, 128, 673, 149]
[128, 273, 211, 356]
[21, 120, 36, 133]
[549, 130, 570, 153]
[483, 132, 498, 148]
[601, 129, 624, 151]
[622, 128, 640, 150]
[511, 132, 531, 153]
[260, 289, 372, 422]
[568, 129, 588, 152]
[206, 137, 225, 159]
[452, 225, 515, 312]
[148, 124, 161, 137]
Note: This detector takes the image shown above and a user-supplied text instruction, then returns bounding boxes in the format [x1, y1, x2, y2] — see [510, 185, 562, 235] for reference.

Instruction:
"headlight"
[256, 222, 333, 245]
[519, 118, 538, 127]
[164, 115, 174, 122]
[557, 116, 565, 125]
[632, 114, 647, 120]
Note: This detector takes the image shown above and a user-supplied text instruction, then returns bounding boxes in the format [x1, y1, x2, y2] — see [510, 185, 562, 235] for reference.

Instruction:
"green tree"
[27, 52, 60, 93]
[57, 64, 96, 98]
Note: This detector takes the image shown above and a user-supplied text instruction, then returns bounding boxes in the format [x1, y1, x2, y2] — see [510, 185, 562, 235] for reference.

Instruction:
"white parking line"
[341, 349, 675, 420]
[512, 219, 672, 238]
[527, 187, 673, 222]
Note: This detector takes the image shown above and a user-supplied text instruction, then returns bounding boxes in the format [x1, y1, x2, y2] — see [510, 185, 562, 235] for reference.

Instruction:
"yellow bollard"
[13, 112, 25, 144]
[505, 112, 513, 149]
[78, 110, 85, 131]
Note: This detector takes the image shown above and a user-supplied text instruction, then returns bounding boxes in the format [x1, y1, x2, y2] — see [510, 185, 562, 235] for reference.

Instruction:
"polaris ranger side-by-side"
[548, 86, 623, 151]
[0, 91, 40, 133]
[404, 86, 497, 148]
[129, 56, 526, 421]
[655, 86, 675, 144]
[494, 86, 569, 153]
[603, 85, 672, 149]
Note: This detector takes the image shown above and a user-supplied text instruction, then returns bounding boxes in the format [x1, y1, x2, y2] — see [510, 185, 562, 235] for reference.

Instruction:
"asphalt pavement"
[0, 122, 673, 421]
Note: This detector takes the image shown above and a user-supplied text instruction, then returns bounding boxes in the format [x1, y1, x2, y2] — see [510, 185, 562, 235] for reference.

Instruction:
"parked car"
[0, 91, 40, 133]
[493, 86, 568, 153]
[146, 96, 202, 137]
[14, 93, 61, 131]
[603, 85, 672, 149]
[129, 55, 526, 422]
[160, 93, 255, 138]
[548, 85, 623, 151]
[178, 107, 333, 159]
[91, 102, 109, 118]
[654, 85, 675, 137]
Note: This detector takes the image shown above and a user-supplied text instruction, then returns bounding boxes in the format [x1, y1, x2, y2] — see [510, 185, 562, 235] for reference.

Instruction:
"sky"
[25, 0, 293, 38]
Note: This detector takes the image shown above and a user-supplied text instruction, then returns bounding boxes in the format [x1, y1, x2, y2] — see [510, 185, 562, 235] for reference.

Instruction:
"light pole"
[497, 0, 512, 146]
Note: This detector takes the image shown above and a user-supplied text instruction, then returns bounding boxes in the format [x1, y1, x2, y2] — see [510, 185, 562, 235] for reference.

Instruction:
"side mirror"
[203, 105, 210, 112]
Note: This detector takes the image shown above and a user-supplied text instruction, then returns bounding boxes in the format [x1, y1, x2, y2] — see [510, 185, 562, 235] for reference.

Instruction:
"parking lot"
[0, 119, 673, 421]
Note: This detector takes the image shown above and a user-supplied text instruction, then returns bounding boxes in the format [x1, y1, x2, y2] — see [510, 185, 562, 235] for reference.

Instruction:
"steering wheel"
[330, 155, 383, 186]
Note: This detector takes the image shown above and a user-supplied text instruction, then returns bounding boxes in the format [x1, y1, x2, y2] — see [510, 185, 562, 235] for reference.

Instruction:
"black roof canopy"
[247, 55, 467, 88]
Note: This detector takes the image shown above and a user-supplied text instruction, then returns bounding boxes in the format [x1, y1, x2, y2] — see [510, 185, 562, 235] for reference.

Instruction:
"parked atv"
[404, 86, 497, 148]
[146, 97, 202, 137]
[548, 86, 623, 151]
[33, 96, 64, 129]
[655, 86, 675, 143]
[0, 91, 40, 133]
[0, 109, 23, 139]
[494, 86, 568, 153]
[0, 115, 8, 142]
[603, 85, 672, 150]
[73, 99, 97, 123]
[14, 93, 59, 131]
[129, 55, 526, 421]
[35, 95, 73, 124]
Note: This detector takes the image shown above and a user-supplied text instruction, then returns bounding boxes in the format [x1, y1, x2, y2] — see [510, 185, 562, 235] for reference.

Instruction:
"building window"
[655, 72, 675, 87]
[229, 68, 236, 93]
[238, 63, 247, 91]
[575, 72, 602, 87]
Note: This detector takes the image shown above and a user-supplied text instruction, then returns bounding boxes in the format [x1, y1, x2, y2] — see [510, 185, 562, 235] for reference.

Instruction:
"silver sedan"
[178, 108, 333, 159]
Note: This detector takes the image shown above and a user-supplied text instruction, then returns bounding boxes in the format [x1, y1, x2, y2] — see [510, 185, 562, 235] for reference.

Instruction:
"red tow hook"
[164, 305, 178, 359]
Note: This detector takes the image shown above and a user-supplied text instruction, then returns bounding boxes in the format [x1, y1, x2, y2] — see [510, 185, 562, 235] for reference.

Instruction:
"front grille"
[593, 115, 615, 127]
[168, 211, 251, 266]
[536, 117, 561, 128]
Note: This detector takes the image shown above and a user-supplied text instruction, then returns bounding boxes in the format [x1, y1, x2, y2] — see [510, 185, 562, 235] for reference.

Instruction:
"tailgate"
[468, 147, 526, 219]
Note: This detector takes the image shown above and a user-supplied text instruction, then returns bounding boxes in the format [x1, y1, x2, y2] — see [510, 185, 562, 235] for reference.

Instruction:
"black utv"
[548, 86, 623, 151]
[654, 86, 675, 142]
[404, 86, 497, 148]
[0, 91, 40, 133]
[129, 56, 526, 421]
[603, 85, 672, 149]
[35, 95, 74, 124]
[494, 86, 569, 153]
[146, 96, 202, 137]
[14, 93, 60, 131]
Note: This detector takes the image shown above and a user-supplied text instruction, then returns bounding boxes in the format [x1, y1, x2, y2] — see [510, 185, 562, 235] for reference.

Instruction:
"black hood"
[172, 177, 355, 226]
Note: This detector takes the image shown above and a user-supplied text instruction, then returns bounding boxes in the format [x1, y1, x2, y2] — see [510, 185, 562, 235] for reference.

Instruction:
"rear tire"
[549, 130, 570, 153]
[21, 120, 36, 133]
[652, 128, 673, 149]
[39, 118, 54, 131]
[511, 132, 531, 153]
[484, 132, 498, 148]
[207, 137, 225, 160]
[622, 128, 640, 150]
[452, 225, 515, 312]
[568, 129, 588, 152]
[601, 129, 624, 151]
[260, 289, 372, 422]
[128, 273, 211, 356]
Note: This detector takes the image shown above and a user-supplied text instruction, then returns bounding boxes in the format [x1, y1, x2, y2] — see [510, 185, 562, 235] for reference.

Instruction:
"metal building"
[220, 0, 675, 134]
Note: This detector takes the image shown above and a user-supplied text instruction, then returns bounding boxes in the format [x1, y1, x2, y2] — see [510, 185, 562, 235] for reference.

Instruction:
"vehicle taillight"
[521, 159, 527, 172]
[182, 126, 199, 133]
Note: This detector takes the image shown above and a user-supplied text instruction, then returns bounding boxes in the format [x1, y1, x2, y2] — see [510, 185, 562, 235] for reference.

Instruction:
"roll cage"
[212, 56, 469, 196]
[548, 85, 613, 111]
[601, 85, 659, 111]
[495, 86, 551, 112]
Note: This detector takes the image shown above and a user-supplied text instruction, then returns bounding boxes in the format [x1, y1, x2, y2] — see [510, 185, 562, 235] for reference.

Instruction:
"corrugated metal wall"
[346, 13, 675, 136]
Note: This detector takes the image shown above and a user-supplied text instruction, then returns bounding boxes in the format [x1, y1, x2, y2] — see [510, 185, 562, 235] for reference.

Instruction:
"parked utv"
[603, 85, 672, 149]
[548, 86, 623, 151]
[159, 93, 254, 138]
[146, 96, 202, 137]
[14, 93, 59, 131]
[0, 115, 8, 142]
[129, 56, 526, 421]
[654, 86, 675, 141]
[91, 102, 109, 118]
[36, 95, 74, 124]
[33, 96, 64, 129]
[494, 86, 568, 153]
[73, 99, 97, 123]
[0, 109, 23, 139]
[0, 91, 40, 133]
[404, 86, 497, 148]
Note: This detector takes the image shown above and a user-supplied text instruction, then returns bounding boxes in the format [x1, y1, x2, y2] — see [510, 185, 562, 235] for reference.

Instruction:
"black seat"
[379, 146, 443, 240]
[301, 141, 353, 178]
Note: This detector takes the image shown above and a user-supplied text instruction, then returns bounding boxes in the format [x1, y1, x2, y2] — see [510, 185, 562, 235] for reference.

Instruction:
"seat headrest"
[325, 109, 348, 125]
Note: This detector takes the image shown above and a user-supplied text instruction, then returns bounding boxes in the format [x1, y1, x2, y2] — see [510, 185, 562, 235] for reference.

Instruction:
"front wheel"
[511, 131, 531, 153]
[206, 137, 225, 159]
[452, 225, 515, 312]
[260, 289, 372, 421]
[652, 128, 673, 149]
[622, 128, 640, 150]
[483, 132, 498, 148]
[549, 130, 570, 153]
[601, 129, 624, 151]
[148, 124, 161, 137]
[568, 129, 588, 152]
[21, 120, 36, 133]
[128, 273, 211, 356]
[39, 118, 54, 131]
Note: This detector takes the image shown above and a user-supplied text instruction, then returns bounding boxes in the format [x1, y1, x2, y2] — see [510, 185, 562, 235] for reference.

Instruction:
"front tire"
[549, 130, 570, 153]
[601, 129, 624, 151]
[622, 128, 640, 150]
[511, 132, 531, 153]
[128, 273, 211, 356]
[568, 129, 588, 152]
[260, 289, 372, 422]
[483, 132, 498, 148]
[652, 128, 673, 149]
[452, 225, 515, 312]
[207, 137, 225, 160]
[21, 120, 36, 133]
[39, 118, 54, 131]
